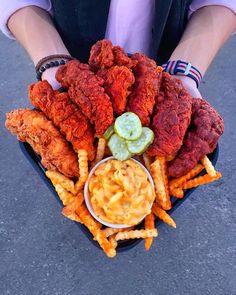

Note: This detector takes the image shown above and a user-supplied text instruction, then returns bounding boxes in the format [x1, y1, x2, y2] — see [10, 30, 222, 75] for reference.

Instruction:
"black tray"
[19, 142, 219, 252]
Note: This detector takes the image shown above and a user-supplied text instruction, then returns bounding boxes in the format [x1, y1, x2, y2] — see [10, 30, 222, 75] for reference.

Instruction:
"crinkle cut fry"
[76, 204, 116, 258]
[62, 192, 84, 223]
[150, 156, 171, 210]
[169, 164, 204, 189]
[152, 203, 176, 228]
[54, 184, 76, 206]
[169, 187, 184, 198]
[180, 172, 222, 190]
[102, 227, 125, 237]
[200, 155, 217, 177]
[109, 235, 118, 249]
[46, 170, 75, 194]
[144, 213, 156, 251]
[74, 149, 88, 193]
[92, 137, 106, 167]
[115, 229, 158, 241]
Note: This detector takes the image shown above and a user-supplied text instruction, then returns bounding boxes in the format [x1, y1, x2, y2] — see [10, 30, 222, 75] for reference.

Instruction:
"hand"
[172, 75, 202, 98]
[41, 67, 62, 90]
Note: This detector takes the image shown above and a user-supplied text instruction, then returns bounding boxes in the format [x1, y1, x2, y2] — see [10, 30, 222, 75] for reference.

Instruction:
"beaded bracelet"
[35, 54, 74, 81]
[162, 60, 202, 88]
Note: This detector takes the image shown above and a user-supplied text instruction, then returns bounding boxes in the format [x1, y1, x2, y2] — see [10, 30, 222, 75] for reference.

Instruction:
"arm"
[170, 5, 236, 97]
[8, 6, 70, 88]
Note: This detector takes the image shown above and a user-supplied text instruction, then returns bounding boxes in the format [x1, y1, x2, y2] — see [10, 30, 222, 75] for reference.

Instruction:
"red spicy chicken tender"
[168, 98, 224, 178]
[56, 60, 114, 136]
[98, 66, 135, 114]
[147, 73, 192, 157]
[126, 53, 162, 126]
[89, 39, 136, 114]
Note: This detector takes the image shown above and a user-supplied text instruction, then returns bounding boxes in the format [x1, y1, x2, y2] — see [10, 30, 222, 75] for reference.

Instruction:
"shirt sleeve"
[189, 0, 236, 18]
[0, 0, 52, 39]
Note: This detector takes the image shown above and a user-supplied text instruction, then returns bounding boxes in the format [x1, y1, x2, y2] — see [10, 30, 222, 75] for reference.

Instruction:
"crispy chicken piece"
[168, 98, 224, 178]
[147, 73, 192, 158]
[28, 81, 95, 161]
[89, 39, 135, 70]
[5, 109, 79, 178]
[89, 40, 136, 114]
[97, 66, 135, 114]
[126, 53, 163, 126]
[56, 60, 114, 135]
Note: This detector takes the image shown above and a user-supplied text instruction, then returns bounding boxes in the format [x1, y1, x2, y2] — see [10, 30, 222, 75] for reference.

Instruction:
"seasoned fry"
[46, 170, 75, 193]
[143, 153, 151, 171]
[150, 157, 171, 210]
[169, 187, 184, 198]
[103, 227, 125, 237]
[152, 203, 176, 228]
[54, 184, 75, 206]
[61, 192, 84, 223]
[169, 164, 204, 189]
[201, 155, 217, 177]
[74, 149, 89, 193]
[115, 229, 158, 241]
[76, 204, 116, 257]
[109, 235, 118, 249]
[93, 137, 106, 166]
[180, 171, 222, 189]
[144, 213, 156, 251]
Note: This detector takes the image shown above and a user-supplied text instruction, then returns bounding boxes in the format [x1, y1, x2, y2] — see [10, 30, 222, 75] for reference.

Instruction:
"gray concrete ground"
[0, 32, 235, 295]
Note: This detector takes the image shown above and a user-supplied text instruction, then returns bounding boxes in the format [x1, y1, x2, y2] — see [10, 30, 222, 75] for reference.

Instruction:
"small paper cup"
[84, 156, 155, 229]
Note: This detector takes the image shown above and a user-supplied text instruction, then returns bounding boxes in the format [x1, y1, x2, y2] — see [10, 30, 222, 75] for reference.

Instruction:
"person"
[0, 0, 236, 97]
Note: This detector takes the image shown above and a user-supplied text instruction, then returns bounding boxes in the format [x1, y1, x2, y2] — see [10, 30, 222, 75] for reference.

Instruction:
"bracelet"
[162, 60, 202, 88]
[35, 54, 74, 81]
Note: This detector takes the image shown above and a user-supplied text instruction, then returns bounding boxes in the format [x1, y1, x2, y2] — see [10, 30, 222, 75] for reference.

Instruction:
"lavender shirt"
[0, 0, 235, 55]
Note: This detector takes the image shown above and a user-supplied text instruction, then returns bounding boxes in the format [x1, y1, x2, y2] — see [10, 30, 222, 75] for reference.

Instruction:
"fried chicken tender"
[147, 73, 192, 158]
[97, 66, 135, 114]
[168, 98, 224, 178]
[5, 109, 79, 178]
[126, 53, 162, 126]
[56, 60, 114, 135]
[89, 39, 135, 70]
[28, 81, 95, 161]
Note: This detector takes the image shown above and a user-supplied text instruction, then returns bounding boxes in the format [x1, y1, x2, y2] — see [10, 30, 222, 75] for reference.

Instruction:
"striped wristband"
[162, 60, 202, 88]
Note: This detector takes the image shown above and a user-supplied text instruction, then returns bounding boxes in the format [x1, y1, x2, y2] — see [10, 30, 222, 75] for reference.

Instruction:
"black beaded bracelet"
[36, 59, 69, 81]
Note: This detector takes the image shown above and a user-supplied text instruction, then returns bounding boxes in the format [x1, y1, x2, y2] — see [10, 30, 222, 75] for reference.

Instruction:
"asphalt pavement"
[0, 32, 235, 295]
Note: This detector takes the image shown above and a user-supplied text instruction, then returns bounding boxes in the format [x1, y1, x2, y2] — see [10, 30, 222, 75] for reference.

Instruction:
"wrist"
[42, 67, 61, 90]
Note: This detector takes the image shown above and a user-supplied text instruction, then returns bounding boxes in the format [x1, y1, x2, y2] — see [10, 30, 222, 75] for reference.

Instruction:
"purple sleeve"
[189, 0, 236, 17]
[0, 0, 52, 39]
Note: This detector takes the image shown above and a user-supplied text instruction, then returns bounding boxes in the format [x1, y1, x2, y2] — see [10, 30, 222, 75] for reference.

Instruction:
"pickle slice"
[103, 123, 114, 140]
[114, 112, 142, 140]
[127, 127, 154, 155]
[108, 134, 132, 161]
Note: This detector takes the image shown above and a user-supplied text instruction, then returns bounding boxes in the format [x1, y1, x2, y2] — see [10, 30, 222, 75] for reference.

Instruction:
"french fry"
[103, 227, 125, 237]
[46, 170, 75, 193]
[61, 192, 84, 223]
[109, 235, 118, 249]
[143, 153, 151, 171]
[150, 156, 171, 210]
[144, 213, 156, 251]
[169, 164, 204, 189]
[201, 155, 217, 177]
[180, 172, 222, 190]
[76, 204, 116, 258]
[169, 187, 184, 198]
[152, 203, 176, 228]
[92, 137, 106, 166]
[54, 184, 75, 206]
[74, 149, 89, 193]
[115, 229, 158, 241]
